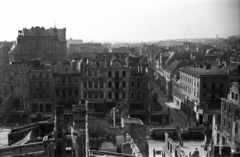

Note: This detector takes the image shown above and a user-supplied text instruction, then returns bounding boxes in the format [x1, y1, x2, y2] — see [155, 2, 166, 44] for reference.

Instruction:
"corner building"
[179, 63, 227, 125]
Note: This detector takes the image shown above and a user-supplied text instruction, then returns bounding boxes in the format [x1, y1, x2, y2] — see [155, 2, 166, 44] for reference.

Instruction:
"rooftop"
[180, 64, 227, 76]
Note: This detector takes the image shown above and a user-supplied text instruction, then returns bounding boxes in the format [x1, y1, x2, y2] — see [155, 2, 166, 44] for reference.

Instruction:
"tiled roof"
[180, 65, 227, 76]
[165, 60, 192, 73]
[165, 60, 180, 73]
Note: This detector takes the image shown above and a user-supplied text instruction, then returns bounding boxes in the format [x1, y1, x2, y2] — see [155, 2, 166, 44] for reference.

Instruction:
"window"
[56, 90, 60, 96]
[122, 71, 126, 77]
[68, 77, 72, 83]
[108, 71, 112, 77]
[232, 92, 235, 99]
[137, 92, 140, 99]
[88, 82, 92, 88]
[211, 94, 215, 99]
[108, 82, 112, 88]
[40, 104, 43, 112]
[83, 92, 87, 98]
[46, 93, 50, 98]
[75, 90, 78, 96]
[224, 103, 227, 111]
[220, 84, 224, 89]
[131, 81, 135, 88]
[32, 103, 38, 112]
[137, 81, 141, 88]
[88, 71, 92, 77]
[45, 104, 51, 113]
[32, 92, 37, 98]
[94, 81, 98, 88]
[203, 83, 206, 88]
[62, 77, 66, 84]
[46, 73, 49, 78]
[212, 83, 215, 89]
[100, 92, 104, 98]
[115, 71, 119, 78]
[122, 82, 126, 88]
[94, 71, 98, 77]
[122, 92, 126, 99]
[88, 92, 93, 99]
[131, 92, 135, 99]
[94, 93, 98, 99]
[142, 92, 146, 98]
[83, 81, 87, 88]
[75, 77, 78, 83]
[235, 93, 239, 100]
[69, 90, 72, 96]
[39, 73, 42, 78]
[108, 92, 112, 99]
[39, 82, 42, 89]
[228, 121, 231, 130]
[39, 92, 43, 98]
[46, 82, 50, 88]
[100, 81, 104, 88]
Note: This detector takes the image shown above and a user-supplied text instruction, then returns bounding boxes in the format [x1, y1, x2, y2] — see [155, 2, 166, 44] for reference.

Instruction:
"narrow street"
[152, 83, 189, 129]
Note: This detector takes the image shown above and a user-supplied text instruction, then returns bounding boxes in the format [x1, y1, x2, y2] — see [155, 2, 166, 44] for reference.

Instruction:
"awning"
[11, 130, 32, 146]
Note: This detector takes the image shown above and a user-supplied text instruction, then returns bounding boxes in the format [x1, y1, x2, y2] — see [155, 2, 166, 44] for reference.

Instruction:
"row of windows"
[83, 81, 104, 88]
[56, 89, 79, 97]
[108, 71, 126, 78]
[182, 84, 199, 97]
[108, 81, 126, 89]
[223, 102, 239, 118]
[31, 73, 51, 79]
[87, 70, 99, 77]
[55, 77, 79, 84]
[130, 91, 147, 99]
[130, 81, 147, 88]
[31, 103, 52, 113]
[180, 72, 199, 87]
[203, 93, 223, 100]
[83, 92, 105, 99]
[203, 83, 224, 89]
[31, 82, 50, 89]
[32, 92, 51, 99]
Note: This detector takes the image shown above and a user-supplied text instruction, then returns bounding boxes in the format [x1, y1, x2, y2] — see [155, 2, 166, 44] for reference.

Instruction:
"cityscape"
[0, 0, 240, 157]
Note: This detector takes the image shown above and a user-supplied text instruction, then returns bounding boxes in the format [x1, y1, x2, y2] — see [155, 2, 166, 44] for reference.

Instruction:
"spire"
[54, 21, 56, 28]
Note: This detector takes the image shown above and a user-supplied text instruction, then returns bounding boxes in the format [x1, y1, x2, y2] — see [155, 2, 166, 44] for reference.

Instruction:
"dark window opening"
[122, 71, 126, 77]
[75, 90, 78, 96]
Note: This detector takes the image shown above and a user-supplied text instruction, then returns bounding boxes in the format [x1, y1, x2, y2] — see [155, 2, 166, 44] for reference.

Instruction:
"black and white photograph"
[0, 0, 240, 156]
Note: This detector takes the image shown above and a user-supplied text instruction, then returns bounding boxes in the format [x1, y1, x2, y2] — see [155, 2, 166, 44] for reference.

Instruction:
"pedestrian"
[189, 152, 191, 157]
[171, 118, 173, 123]
[181, 141, 184, 147]
[188, 116, 190, 121]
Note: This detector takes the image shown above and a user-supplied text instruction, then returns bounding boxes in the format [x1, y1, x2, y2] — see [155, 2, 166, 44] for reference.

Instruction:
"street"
[147, 83, 207, 157]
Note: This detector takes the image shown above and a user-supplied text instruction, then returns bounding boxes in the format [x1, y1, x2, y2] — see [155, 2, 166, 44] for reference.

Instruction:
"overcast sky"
[0, 0, 239, 42]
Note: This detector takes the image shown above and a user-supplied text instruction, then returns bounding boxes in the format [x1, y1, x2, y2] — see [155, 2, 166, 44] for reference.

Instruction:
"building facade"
[179, 63, 227, 124]
[214, 82, 240, 152]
